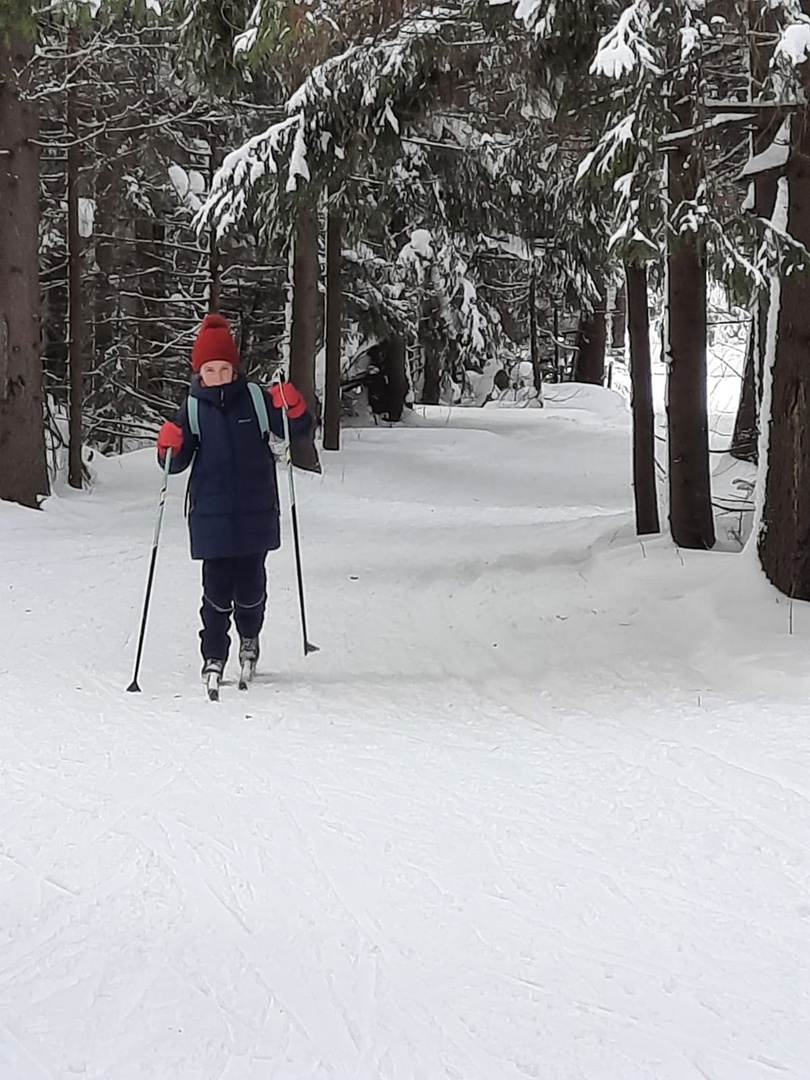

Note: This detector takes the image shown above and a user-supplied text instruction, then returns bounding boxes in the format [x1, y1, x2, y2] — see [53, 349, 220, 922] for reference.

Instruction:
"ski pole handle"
[273, 373, 296, 500]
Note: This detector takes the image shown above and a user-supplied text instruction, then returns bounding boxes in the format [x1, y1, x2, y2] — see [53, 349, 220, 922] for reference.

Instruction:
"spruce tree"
[0, 3, 49, 507]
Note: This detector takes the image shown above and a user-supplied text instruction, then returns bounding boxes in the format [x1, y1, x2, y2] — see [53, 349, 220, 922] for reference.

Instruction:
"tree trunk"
[208, 133, 221, 314]
[0, 30, 49, 507]
[731, 4, 780, 465]
[528, 256, 542, 392]
[666, 97, 714, 550]
[323, 207, 342, 451]
[759, 113, 810, 598]
[67, 33, 83, 490]
[625, 263, 660, 535]
[574, 291, 606, 384]
[91, 98, 119, 413]
[371, 0, 403, 32]
[730, 317, 759, 462]
[419, 292, 442, 404]
[666, 241, 714, 549]
[384, 336, 408, 422]
[289, 201, 321, 472]
[611, 283, 626, 350]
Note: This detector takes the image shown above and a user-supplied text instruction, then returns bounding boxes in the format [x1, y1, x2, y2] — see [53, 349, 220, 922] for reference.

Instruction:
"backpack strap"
[247, 381, 270, 440]
[186, 395, 200, 440]
[185, 383, 268, 444]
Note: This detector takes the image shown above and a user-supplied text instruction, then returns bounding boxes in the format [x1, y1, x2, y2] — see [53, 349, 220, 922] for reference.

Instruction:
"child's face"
[199, 361, 235, 387]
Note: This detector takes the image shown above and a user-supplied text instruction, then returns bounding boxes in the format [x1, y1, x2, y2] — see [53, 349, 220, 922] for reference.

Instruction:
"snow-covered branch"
[196, 7, 465, 238]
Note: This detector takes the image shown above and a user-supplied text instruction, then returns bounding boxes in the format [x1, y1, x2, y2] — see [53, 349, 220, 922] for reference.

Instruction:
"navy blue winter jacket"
[160, 376, 312, 560]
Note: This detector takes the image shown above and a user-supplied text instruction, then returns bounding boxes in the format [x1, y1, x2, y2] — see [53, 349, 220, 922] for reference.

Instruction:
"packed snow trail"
[2, 387, 809, 1079]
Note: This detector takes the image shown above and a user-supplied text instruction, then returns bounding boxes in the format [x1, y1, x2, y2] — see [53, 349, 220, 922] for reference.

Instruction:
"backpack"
[186, 381, 270, 443]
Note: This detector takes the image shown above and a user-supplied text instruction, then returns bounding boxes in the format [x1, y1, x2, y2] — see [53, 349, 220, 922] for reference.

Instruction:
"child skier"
[157, 313, 312, 694]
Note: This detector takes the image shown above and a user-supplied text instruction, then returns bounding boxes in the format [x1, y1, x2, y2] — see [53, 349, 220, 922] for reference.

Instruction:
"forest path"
[2, 389, 808, 1078]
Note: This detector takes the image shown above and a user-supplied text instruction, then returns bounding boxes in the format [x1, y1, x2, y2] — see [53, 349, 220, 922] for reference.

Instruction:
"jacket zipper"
[223, 387, 239, 551]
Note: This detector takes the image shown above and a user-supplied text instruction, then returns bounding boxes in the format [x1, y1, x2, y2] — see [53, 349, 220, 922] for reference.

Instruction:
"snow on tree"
[742, 0, 810, 598]
[573, 2, 759, 549]
[196, 9, 466, 241]
[197, 0, 634, 412]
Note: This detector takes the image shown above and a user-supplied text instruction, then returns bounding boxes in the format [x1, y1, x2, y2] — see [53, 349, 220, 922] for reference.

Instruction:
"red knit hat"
[192, 313, 239, 372]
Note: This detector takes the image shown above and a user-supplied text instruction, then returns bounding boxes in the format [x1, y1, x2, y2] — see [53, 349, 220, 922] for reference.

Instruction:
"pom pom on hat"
[192, 313, 240, 372]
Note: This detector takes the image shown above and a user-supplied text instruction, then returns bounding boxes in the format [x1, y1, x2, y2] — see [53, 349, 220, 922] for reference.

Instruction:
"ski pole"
[276, 378, 319, 656]
[127, 447, 173, 692]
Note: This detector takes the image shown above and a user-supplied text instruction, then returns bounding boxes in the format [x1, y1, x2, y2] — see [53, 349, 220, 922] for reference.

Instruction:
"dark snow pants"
[200, 553, 267, 662]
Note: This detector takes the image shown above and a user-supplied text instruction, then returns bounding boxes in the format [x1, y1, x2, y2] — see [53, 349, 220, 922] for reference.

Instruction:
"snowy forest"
[3, 0, 810, 591]
[3, 3, 810, 1078]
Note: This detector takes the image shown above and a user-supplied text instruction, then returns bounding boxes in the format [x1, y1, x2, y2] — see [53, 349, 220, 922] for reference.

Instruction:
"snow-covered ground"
[2, 384, 809, 1079]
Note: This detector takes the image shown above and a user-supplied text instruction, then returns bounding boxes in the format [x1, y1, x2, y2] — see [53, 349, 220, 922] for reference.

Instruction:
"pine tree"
[198, 1, 619, 413]
[0, 3, 49, 507]
[32, 4, 295, 457]
[756, 1, 810, 597]
[581, 1, 759, 549]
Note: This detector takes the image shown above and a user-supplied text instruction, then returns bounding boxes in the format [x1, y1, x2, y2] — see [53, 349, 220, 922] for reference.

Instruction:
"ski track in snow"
[2, 388, 809, 1079]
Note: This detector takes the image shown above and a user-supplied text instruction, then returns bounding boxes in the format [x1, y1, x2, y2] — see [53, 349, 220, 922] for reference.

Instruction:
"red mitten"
[270, 381, 307, 419]
[157, 421, 184, 454]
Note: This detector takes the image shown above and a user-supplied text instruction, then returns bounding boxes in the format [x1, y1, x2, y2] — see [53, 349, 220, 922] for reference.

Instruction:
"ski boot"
[238, 636, 259, 690]
[202, 658, 224, 701]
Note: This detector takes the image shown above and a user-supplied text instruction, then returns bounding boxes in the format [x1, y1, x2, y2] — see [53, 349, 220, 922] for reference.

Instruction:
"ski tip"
[126, 681, 141, 693]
